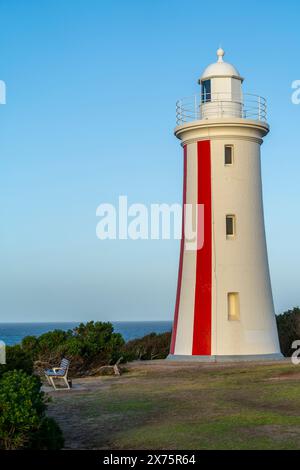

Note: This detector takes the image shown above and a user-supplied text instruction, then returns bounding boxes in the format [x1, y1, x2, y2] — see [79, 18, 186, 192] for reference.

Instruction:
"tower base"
[167, 353, 284, 362]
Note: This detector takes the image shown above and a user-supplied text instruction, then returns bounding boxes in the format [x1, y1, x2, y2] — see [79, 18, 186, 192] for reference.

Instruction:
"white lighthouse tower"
[168, 49, 282, 361]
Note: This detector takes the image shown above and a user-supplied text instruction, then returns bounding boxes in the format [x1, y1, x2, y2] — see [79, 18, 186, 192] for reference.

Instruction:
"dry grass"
[46, 360, 300, 449]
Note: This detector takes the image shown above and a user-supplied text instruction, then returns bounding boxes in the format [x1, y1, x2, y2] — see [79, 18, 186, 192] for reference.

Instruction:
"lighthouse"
[168, 49, 282, 361]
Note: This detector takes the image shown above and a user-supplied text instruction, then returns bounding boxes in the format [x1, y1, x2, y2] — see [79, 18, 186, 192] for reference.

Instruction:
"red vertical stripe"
[170, 145, 187, 354]
[192, 140, 212, 355]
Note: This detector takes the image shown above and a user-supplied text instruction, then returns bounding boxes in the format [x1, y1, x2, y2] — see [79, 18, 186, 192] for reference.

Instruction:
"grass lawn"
[47, 360, 300, 450]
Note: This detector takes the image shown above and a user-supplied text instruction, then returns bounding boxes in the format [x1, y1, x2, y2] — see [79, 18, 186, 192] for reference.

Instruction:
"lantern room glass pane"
[202, 80, 211, 103]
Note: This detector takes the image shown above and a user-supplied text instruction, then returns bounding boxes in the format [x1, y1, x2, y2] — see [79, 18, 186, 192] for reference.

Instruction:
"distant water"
[0, 321, 172, 346]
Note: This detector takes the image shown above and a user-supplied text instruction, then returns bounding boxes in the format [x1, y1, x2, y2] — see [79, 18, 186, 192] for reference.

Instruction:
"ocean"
[0, 321, 173, 346]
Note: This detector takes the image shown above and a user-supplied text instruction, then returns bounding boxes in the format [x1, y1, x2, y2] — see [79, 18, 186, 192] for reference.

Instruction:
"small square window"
[228, 293, 240, 321]
[226, 215, 236, 238]
[225, 145, 233, 165]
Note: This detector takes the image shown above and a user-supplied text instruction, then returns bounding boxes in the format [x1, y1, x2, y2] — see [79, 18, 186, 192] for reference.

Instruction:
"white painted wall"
[211, 137, 280, 355]
[173, 118, 281, 357]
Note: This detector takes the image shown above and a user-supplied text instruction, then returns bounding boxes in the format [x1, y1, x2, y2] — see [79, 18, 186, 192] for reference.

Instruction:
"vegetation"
[0, 344, 33, 378]
[21, 321, 125, 376]
[0, 370, 64, 450]
[0, 342, 64, 450]
[123, 332, 171, 361]
[19, 322, 172, 376]
[276, 307, 300, 357]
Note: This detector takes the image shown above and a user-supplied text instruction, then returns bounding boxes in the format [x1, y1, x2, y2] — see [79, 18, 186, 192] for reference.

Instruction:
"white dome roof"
[200, 48, 243, 82]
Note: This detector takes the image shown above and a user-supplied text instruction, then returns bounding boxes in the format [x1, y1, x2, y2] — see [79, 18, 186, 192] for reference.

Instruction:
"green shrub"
[37, 329, 72, 358]
[20, 321, 125, 376]
[21, 335, 40, 360]
[63, 321, 125, 368]
[123, 331, 171, 361]
[0, 370, 64, 450]
[276, 307, 300, 357]
[0, 344, 33, 378]
[30, 416, 64, 450]
[18, 323, 172, 376]
[69, 321, 124, 358]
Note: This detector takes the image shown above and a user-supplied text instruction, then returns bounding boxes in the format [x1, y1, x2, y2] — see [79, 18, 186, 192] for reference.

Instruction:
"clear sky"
[0, 0, 299, 322]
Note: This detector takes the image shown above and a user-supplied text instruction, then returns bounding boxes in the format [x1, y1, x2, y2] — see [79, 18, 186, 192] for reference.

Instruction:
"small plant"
[276, 307, 300, 357]
[123, 331, 171, 361]
[0, 344, 33, 378]
[21, 335, 40, 360]
[0, 370, 64, 450]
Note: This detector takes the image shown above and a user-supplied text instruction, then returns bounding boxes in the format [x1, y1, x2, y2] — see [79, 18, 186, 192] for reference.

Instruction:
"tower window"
[201, 80, 211, 103]
[228, 293, 240, 321]
[226, 215, 236, 238]
[225, 145, 233, 165]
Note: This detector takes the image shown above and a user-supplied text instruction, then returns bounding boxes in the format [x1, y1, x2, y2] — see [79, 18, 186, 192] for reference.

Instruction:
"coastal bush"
[37, 329, 72, 358]
[123, 331, 171, 361]
[276, 307, 300, 357]
[30, 416, 64, 450]
[18, 323, 172, 376]
[65, 321, 124, 361]
[21, 321, 125, 376]
[21, 335, 41, 359]
[0, 370, 64, 450]
[0, 344, 33, 378]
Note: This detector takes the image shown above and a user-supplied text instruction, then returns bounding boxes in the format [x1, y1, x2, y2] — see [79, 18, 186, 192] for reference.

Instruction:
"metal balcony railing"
[176, 93, 267, 126]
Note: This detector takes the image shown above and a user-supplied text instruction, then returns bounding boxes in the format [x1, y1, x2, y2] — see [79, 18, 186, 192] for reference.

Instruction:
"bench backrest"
[60, 358, 70, 371]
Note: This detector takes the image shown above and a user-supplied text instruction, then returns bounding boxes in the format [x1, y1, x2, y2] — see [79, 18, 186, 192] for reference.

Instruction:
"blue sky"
[0, 0, 299, 322]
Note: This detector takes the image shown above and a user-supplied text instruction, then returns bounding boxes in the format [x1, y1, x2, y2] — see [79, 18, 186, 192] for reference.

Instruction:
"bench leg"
[49, 376, 58, 391]
[46, 374, 70, 391]
[63, 376, 70, 389]
[45, 374, 52, 385]
[50, 376, 70, 390]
